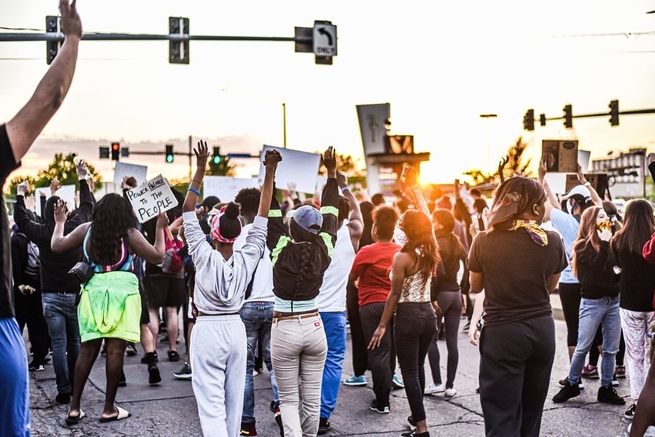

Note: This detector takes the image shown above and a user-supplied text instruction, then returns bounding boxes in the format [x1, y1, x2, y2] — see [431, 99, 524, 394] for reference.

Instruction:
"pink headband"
[210, 205, 239, 244]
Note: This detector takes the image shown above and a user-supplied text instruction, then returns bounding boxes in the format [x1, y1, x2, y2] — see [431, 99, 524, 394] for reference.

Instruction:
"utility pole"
[188, 135, 192, 181]
[282, 103, 287, 148]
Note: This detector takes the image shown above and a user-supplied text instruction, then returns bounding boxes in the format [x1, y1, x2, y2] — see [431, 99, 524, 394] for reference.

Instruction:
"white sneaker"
[445, 387, 457, 397]
[424, 383, 445, 395]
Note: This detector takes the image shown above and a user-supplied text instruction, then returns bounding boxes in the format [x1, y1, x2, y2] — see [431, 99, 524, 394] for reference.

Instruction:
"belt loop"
[298, 315, 303, 325]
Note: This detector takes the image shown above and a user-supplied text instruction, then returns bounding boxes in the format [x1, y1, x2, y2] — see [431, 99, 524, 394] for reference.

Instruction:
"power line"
[552, 31, 655, 38]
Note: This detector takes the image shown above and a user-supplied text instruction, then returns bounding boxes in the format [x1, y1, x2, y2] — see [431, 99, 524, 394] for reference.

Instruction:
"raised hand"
[59, 0, 82, 40]
[194, 140, 210, 170]
[50, 178, 61, 195]
[402, 166, 418, 187]
[263, 149, 282, 169]
[336, 170, 348, 188]
[53, 199, 67, 224]
[17, 181, 29, 196]
[322, 146, 337, 172]
[156, 212, 170, 229]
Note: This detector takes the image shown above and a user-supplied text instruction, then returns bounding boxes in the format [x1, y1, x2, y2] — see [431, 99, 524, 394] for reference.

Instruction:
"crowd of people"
[4, 2, 655, 437]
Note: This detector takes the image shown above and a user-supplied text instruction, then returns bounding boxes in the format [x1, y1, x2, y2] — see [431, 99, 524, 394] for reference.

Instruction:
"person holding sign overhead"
[182, 140, 280, 437]
[50, 192, 169, 424]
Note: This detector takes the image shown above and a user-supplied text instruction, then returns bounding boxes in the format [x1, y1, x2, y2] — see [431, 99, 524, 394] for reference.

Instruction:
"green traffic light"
[166, 155, 174, 163]
[213, 155, 221, 164]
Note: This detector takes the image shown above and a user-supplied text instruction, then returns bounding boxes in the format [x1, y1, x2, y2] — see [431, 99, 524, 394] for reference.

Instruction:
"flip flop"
[65, 409, 85, 425]
[99, 406, 131, 423]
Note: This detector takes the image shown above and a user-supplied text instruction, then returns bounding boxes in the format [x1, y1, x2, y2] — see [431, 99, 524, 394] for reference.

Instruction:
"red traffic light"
[111, 142, 120, 151]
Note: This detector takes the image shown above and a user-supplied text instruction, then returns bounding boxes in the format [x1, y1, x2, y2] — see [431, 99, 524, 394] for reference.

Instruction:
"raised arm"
[5, 0, 82, 162]
[538, 160, 561, 221]
[337, 171, 363, 252]
[51, 200, 88, 253]
[258, 149, 282, 218]
[128, 214, 168, 265]
[318, 147, 340, 247]
[14, 181, 46, 244]
[183, 140, 210, 213]
[403, 166, 430, 217]
[576, 164, 603, 207]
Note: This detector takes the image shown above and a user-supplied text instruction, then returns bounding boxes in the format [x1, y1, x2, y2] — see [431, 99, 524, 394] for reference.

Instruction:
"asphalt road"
[27, 295, 633, 437]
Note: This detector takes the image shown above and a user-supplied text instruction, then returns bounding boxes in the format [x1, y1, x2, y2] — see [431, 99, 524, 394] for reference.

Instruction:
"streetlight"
[480, 113, 498, 172]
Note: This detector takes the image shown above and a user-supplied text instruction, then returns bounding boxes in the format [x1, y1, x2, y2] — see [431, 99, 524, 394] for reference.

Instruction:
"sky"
[1, 0, 654, 189]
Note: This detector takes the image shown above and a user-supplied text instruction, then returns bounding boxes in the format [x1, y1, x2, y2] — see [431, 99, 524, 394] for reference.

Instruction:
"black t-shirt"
[0, 124, 21, 318]
[613, 246, 655, 312]
[468, 227, 567, 327]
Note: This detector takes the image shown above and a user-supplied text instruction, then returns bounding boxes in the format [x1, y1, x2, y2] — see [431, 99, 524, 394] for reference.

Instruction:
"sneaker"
[424, 383, 445, 395]
[581, 364, 599, 379]
[343, 375, 367, 386]
[407, 415, 417, 431]
[148, 362, 162, 385]
[141, 351, 158, 364]
[240, 422, 257, 436]
[125, 342, 138, 357]
[370, 399, 391, 414]
[392, 374, 405, 389]
[270, 401, 280, 414]
[400, 431, 430, 437]
[28, 360, 44, 372]
[55, 392, 71, 405]
[558, 376, 584, 390]
[118, 371, 127, 387]
[615, 365, 627, 379]
[612, 374, 619, 387]
[274, 411, 284, 437]
[174, 362, 192, 380]
[462, 321, 471, 333]
[317, 418, 330, 435]
[598, 385, 625, 405]
[445, 387, 457, 397]
[552, 379, 581, 403]
[624, 403, 637, 420]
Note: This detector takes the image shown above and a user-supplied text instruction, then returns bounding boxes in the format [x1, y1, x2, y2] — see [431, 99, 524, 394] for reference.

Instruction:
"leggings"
[559, 282, 581, 347]
[427, 291, 462, 388]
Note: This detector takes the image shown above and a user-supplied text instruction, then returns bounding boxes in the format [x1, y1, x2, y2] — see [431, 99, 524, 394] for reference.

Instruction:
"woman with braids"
[182, 141, 280, 436]
[368, 167, 440, 437]
[468, 176, 566, 437]
[50, 193, 168, 424]
[266, 146, 339, 437]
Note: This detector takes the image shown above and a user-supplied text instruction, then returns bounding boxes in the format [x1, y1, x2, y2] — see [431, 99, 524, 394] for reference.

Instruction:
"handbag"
[68, 261, 94, 285]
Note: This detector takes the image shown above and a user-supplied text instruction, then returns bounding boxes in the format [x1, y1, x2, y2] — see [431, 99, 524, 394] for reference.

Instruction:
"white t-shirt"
[317, 224, 357, 312]
[233, 222, 275, 303]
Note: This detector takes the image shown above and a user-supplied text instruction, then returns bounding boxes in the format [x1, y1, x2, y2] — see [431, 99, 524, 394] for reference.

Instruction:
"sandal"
[99, 406, 131, 423]
[168, 350, 180, 362]
[65, 409, 85, 425]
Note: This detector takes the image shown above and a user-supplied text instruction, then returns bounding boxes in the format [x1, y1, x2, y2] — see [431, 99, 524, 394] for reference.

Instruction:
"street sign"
[312, 21, 337, 59]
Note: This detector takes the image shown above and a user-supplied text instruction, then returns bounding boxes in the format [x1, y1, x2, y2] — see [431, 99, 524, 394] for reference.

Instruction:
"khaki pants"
[271, 314, 327, 437]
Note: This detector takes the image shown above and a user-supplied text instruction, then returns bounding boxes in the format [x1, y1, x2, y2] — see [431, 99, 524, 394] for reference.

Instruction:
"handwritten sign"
[203, 176, 259, 203]
[257, 145, 321, 194]
[113, 162, 148, 186]
[541, 140, 579, 173]
[125, 174, 179, 223]
[35, 184, 77, 217]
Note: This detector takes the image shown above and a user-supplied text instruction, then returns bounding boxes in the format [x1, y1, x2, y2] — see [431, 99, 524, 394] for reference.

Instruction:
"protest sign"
[541, 140, 579, 173]
[203, 176, 259, 203]
[125, 174, 179, 223]
[35, 184, 76, 217]
[113, 162, 148, 186]
[257, 145, 321, 194]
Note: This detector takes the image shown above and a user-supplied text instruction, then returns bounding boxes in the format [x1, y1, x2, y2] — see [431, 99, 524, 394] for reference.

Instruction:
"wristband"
[187, 187, 200, 196]
[341, 186, 350, 193]
[583, 182, 591, 187]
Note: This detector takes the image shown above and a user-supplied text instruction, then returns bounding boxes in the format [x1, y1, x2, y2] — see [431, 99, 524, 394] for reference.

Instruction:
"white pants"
[620, 308, 655, 400]
[271, 314, 327, 437]
[191, 315, 246, 437]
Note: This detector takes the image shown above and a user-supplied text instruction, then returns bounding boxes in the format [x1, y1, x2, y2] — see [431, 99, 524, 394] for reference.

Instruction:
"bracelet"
[341, 186, 350, 193]
[187, 187, 200, 196]
[191, 179, 202, 185]
[583, 181, 591, 187]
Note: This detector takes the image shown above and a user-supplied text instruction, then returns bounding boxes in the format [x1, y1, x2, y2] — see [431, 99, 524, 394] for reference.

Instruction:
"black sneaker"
[370, 399, 391, 414]
[624, 403, 637, 420]
[126, 342, 138, 357]
[274, 411, 284, 437]
[598, 385, 625, 405]
[148, 362, 162, 385]
[270, 401, 280, 414]
[118, 371, 127, 387]
[55, 392, 71, 405]
[317, 418, 330, 435]
[407, 416, 417, 430]
[400, 431, 430, 437]
[611, 374, 619, 387]
[174, 362, 192, 380]
[558, 376, 584, 390]
[141, 351, 158, 364]
[28, 360, 44, 372]
[552, 379, 581, 403]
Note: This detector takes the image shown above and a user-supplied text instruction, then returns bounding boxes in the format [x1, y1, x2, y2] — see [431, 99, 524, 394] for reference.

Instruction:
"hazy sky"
[1, 0, 654, 186]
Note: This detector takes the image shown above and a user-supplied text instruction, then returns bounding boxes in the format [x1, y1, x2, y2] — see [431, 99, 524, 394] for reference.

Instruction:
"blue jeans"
[319, 311, 347, 420]
[42, 292, 80, 394]
[568, 296, 621, 388]
[0, 318, 30, 437]
[240, 302, 278, 424]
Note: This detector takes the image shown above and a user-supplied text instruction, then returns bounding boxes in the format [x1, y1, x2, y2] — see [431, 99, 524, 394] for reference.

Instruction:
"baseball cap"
[291, 205, 323, 234]
[561, 185, 591, 201]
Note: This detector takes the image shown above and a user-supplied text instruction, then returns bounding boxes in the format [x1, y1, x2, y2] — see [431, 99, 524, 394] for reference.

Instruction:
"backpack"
[161, 229, 184, 274]
[15, 232, 40, 279]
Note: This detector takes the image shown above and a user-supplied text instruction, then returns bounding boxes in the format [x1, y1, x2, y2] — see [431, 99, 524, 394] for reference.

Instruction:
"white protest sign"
[113, 162, 148, 186]
[203, 176, 259, 203]
[258, 145, 321, 194]
[578, 150, 591, 173]
[35, 184, 77, 217]
[544, 173, 567, 196]
[125, 174, 179, 223]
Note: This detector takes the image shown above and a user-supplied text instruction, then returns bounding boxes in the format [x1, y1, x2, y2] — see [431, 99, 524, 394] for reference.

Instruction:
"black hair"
[470, 188, 481, 197]
[359, 201, 374, 248]
[234, 187, 261, 217]
[89, 193, 136, 265]
[218, 202, 242, 240]
[371, 193, 385, 206]
[372, 205, 399, 240]
[338, 196, 350, 222]
[201, 195, 221, 211]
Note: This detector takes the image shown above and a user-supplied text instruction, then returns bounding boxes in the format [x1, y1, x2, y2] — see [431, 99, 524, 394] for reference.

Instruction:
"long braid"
[291, 240, 314, 313]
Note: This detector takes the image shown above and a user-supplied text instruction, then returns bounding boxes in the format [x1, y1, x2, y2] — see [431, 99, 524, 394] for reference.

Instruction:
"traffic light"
[212, 147, 222, 164]
[523, 109, 535, 131]
[165, 144, 174, 163]
[169, 17, 190, 64]
[46, 16, 60, 65]
[540, 113, 547, 127]
[563, 104, 573, 129]
[111, 142, 120, 161]
[99, 146, 110, 159]
[609, 100, 619, 126]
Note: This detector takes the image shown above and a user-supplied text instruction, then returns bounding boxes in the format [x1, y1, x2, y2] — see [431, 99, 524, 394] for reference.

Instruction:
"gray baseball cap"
[292, 205, 323, 234]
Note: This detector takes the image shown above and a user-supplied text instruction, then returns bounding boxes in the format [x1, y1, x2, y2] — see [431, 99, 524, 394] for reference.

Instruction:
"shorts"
[145, 275, 187, 309]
